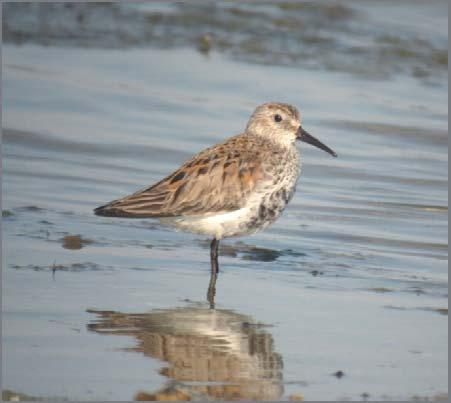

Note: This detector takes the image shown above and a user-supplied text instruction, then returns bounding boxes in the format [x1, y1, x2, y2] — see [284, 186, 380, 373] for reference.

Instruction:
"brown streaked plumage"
[94, 134, 267, 218]
[94, 102, 337, 306]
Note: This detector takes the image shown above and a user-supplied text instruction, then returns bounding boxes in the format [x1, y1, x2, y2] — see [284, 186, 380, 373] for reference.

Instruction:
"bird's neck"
[247, 130, 297, 151]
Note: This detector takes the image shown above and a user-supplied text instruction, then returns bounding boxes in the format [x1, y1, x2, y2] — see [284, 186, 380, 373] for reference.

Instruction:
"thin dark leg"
[207, 238, 220, 309]
[207, 269, 218, 309]
[210, 238, 220, 274]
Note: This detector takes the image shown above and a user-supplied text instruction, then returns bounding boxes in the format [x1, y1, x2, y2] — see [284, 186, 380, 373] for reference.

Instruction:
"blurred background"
[2, 1, 448, 401]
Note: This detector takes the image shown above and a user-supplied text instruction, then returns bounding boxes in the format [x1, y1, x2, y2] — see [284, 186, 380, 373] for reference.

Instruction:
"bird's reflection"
[87, 304, 283, 401]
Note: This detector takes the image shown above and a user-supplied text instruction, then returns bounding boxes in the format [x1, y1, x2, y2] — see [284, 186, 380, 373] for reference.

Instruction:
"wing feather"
[94, 135, 270, 218]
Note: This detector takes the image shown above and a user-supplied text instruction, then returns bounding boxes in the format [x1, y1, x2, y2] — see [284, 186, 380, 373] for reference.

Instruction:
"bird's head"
[246, 102, 337, 157]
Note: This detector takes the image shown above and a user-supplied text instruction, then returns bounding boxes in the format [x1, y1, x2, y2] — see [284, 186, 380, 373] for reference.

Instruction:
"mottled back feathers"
[94, 134, 272, 218]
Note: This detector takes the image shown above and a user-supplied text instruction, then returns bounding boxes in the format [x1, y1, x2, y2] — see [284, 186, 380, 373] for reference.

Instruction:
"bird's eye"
[274, 114, 282, 122]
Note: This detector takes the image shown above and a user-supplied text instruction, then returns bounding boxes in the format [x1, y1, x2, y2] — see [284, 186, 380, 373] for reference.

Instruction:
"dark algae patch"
[333, 370, 345, 379]
[16, 205, 46, 212]
[12, 262, 114, 273]
[369, 287, 394, 293]
[200, 240, 306, 262]
[420, 307, 448, 316]
[60, 234, 94, 250]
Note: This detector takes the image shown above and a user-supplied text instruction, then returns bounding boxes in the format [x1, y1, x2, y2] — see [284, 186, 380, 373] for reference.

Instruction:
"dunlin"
[95, 103, 336, 286]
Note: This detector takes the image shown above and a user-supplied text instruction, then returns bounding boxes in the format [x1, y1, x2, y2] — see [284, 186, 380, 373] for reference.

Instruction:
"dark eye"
[274, 114, 282, 122]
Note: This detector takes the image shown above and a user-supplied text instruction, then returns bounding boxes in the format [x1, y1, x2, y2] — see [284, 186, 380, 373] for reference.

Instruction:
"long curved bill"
[297, 127, 337, 157]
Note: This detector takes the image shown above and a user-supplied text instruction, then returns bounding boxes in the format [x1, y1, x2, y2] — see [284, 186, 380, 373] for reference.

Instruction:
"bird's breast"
[241, 155, 300, 231]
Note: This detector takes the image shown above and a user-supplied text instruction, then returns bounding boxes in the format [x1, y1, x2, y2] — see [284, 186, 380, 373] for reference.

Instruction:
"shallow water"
[3, 1, 448, 83]
[2, 1, 448, 401]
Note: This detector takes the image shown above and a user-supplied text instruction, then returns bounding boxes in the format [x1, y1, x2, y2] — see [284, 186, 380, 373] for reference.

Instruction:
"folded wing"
[94, 135, 269, 218]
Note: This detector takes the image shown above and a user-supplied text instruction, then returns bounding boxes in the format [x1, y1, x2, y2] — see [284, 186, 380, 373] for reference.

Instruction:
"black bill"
[296, 127, 337, 157]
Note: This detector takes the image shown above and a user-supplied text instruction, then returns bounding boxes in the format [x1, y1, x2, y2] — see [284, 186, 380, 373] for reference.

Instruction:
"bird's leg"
[207, 269, 217, 309]
[210, 238, 220, 274]
[207, 238, 220, 309]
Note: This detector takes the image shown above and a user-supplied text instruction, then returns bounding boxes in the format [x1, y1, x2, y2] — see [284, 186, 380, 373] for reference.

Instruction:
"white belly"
[162, 149, 301, 239]
[161, 179, 299, 239]
[161, 207, 259, 239]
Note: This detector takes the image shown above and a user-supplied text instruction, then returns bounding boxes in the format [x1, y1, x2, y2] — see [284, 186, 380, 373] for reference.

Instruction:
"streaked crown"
[245, 102, 301, 146]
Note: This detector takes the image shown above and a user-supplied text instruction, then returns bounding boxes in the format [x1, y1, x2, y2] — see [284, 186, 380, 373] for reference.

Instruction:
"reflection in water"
[88, 306, 283, 401]
[204, 240, 306, 308]
[207, 269, 218, 309]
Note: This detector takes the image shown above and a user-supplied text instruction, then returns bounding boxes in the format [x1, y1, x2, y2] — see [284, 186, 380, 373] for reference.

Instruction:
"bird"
[94, 102, 337, 281]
